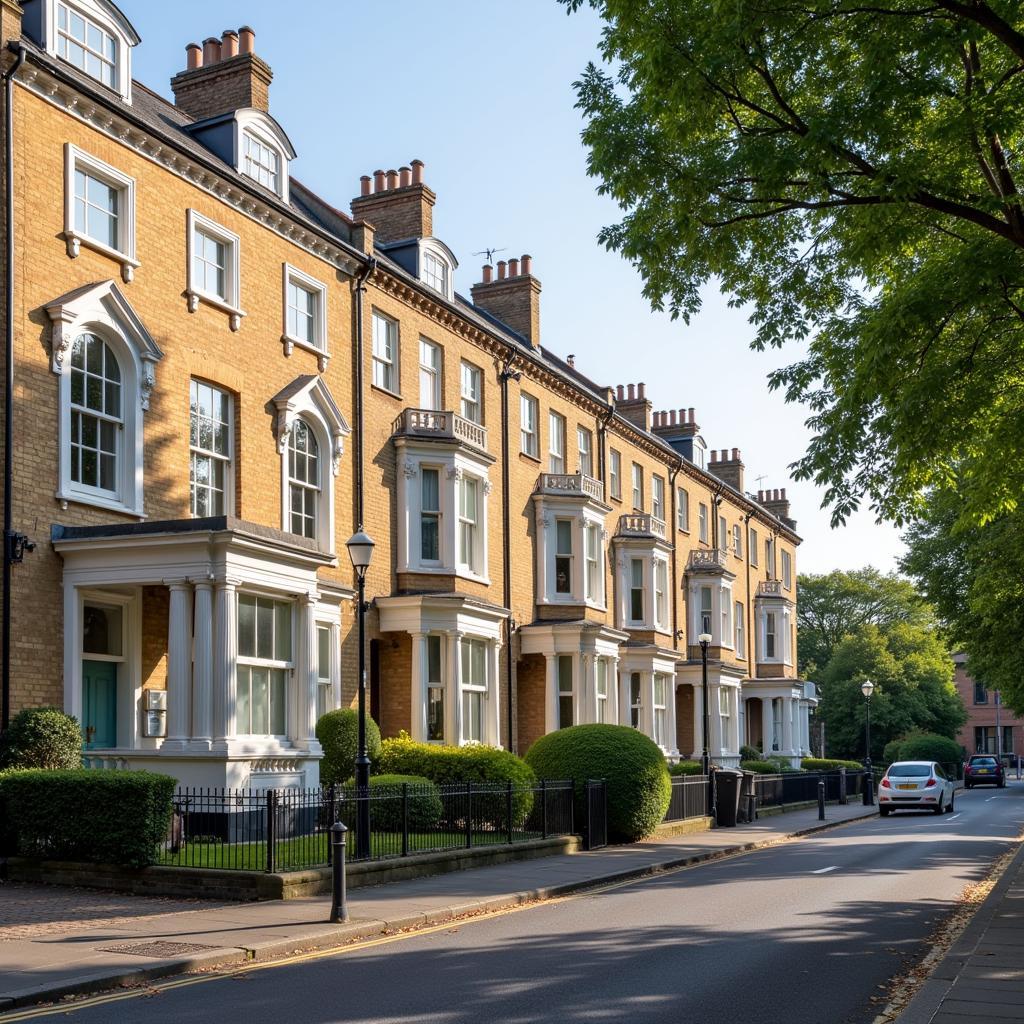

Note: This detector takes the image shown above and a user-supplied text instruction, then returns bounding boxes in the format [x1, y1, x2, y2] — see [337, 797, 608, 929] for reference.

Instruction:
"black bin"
[714, 768, 744, 828]
[738, 770, 757, 823]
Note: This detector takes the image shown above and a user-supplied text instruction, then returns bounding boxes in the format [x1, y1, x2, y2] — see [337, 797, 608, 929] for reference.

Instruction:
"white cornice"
[15, 62, 360, 278]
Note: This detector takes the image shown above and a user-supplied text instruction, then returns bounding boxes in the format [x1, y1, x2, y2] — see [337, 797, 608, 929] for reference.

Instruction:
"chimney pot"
[508, 258, 520, 278]
[638, 382, 646, 399]
[482, 264, 493, 284]
[710, 450, 717, 462]
[521, 254, 532, 275]
[497, 260, 507, 280]
[186, 42, 202, 70]
[653, 411, 661, 427]
[221, 30, 239, 58]
[359, 175, 372, 197]
[202, 37, 221, 65]
[627, 384, 636, 401]
[410, 159, 424, 184]
[688, 407, 695, 424]
[616, 385, 624, 401]
[373, 169, 385, 192]
[719, 449, 726, 461]
[386, 169, 399, 190]
[399, 165, 411, 187]
[757, 490, 763, 502]
[670, 409, 677, 426]
[781, 487, 787, 499]
[732, 448, 739, 461]
[567, 354, 575, 368]
[238, 25, 255, 54]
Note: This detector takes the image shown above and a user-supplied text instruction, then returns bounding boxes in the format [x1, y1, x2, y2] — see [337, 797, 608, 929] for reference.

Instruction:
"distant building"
[953, 653, 1022, 756]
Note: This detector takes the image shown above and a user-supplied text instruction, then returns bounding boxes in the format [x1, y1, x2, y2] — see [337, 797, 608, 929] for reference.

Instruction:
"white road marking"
[811, 866, 839, 874]
[947, 814, 961, 821]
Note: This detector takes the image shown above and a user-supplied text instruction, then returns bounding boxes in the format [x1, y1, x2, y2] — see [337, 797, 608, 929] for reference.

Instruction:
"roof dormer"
[378, 234, 458, 302]
[23, 0, 140, 102]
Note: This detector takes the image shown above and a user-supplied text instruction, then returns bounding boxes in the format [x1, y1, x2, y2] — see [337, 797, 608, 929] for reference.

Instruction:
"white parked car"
[878, 761, 956, 816]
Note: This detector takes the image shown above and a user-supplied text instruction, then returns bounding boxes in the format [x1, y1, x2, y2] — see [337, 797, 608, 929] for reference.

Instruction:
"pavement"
[0, 799, 878, 1012]
[894, 825, 1024, 1024]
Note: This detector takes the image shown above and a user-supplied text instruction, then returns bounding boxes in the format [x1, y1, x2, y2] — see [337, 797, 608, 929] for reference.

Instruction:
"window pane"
[256, 599, 274, 659]
[236, 667, 251, 733]
[428, 686, 444, 740]
[275, 601, 292, 662]
[427, 635, 442, 682]
[270, 669, 286, 734]
[251, 667, 270, 734]
[556, 520, 572, 555]
[317, 626, 331, 682]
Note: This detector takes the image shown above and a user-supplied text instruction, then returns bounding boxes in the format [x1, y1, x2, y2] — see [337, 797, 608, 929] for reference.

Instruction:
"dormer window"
[232, 111, 292, 200]
[417, 240, 457, 301]
[58, 3, 116, 87]
[242, 132, 280, 193]
[422, 251, 449, 295]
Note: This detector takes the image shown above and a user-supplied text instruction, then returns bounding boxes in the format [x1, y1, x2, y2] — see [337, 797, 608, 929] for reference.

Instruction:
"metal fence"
[584, 780, 608, 850]
[753, 769, 868, 810]
[163, 780, 575, 873]
[663, 774, 711, 822]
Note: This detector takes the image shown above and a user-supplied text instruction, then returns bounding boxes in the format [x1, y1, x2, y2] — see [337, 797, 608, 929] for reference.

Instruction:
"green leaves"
[562, 0, 1024, 524]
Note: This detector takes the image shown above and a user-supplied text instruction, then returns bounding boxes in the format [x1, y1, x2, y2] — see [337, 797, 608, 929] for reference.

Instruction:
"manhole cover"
[100, 941, 220, 958]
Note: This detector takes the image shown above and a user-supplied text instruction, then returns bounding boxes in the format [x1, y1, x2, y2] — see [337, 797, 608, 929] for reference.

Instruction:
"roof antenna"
[755, 474, 768, 489]
[473, 247, 506, 263]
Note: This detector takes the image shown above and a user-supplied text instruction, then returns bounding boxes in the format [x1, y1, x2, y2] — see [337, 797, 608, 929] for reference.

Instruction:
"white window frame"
[549, 411, 566, 474]
[554, 518, 574, 596]
[316, 622, 336, 721]
[721, 594, 731, 646]
[719, 686, 731, 742]
[49, 0, 135, 102]
[700, 586, 713, 636]
[63, 145, 138, 282]
[460, 637, 488, 744]
[782, 550, 793, 590]
[419, 465, 442, 565]
[286, 418, 321, 540]
[766, 611, 777, 659]
[750, 527, 759, 566]
[631, 463, 643, 511]
[189, 378, 233, 518]
[242, 129, 281, 194]
[233, 110, 293, 201]
[282, 264, 328, 369]
[426, 634, 445, 742]
[629, 671, 642, 730]
[698, 503, 709, 544]
[520, 393, 539, 458]
[677, 486, 689, 532]
[236, 593, 292, 738]
[732, 524, 742, 557]
[460, 361, 483, 424]
[652, 475, 665, 522]
[584, 522, 603, 605]
[557, 654, 574, 729]
[653, 674, 668, 748]
[422, 250, 449, 295]
[419, 339, 442, 411]
[457, 472, 486, 579]
[629, 558, 645, 625]
[577, 426, 593, 477]
[596, 659, 609, 724]
[372, 311, 399, 394]
[654, 557, 669, 632]
[418, 240, 456, 301]
[186, 210, 244, 330]
[735, 601, 745, 659]
[609, 449, 621, 500]
[719, 514, 728, 552]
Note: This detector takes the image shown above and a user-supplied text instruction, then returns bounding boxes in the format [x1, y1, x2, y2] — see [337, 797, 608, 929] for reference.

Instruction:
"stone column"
[297, 593, 319, 749]
[63, 583, 81, 723]
[782, 696, 795, 755]
[213, 580, 238, 746]
[791, 697, 801, 758]
[667, 678, 679, 757]
[410, 631, 426, 742]
[191, 581, 214, 747]
[729, 687, 741, 754]
[164, 580, 193, 750]
[709, 681, 723, 758]
[620, 667, 632, 727]
[488, 639, 502, 746]
[545, 653, 559, 735]
[643, 670, 656, 742]
[580, 653, 593, 724]
[449, 631, 464, 744]
[692, 682, 704, 759]
[762, 697, 774, 754]
[608, 657, 620, 725]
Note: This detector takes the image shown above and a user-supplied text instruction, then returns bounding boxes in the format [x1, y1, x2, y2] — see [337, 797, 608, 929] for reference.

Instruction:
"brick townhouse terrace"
[0, 0, 813, 789]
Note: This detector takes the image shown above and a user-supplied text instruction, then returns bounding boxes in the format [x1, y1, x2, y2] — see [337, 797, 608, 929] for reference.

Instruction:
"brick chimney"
[614, 383, 652, 433]
[652, 408, 707, 464]
[471, 255, 541, 349]
[171, 27, 272, 120]
[349, 160, 435, 243]
[709, 448, 744, 493]
[757, 488, 797, 529]
[0, 0, 22, 48]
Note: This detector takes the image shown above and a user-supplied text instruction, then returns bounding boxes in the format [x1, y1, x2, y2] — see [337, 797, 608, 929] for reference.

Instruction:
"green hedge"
[316, 708, 381, 787]
[377, 735, 536, 825]
[0, 707, 82, 770]
[348, 774, 442, 833]
[524, 724, 671, 843]
[894, 732, 964, 769]
[668, 760, 704, 776]
[1, 769, 176, 867]
[739, 745, 761, 762]
[801, 758, 864, 772]
[740, 759, 779, 774]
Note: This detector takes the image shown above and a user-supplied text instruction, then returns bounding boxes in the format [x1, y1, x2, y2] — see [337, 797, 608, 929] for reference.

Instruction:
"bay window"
[420, 467, 441, 562]
[316, 625, 332, 720]
[237, 595, 291, 737]
[555, 519, 573, 594]
[766, 612, 777, 658]
[654, 558, 668, 631]
[596, 660, 609, 723]
[460, 638, 487, 743]
[629, 672, 642, 729]
[427, 635, 444, 741]
[585, 523, 601, 604]
[458, 476, 480, 573]
[719, 686, 731, 742]
[700, 586, 712, 635]
[653, 674, 668, 747]
[630, 559, 644, 622]
[557, 655, 574, 728]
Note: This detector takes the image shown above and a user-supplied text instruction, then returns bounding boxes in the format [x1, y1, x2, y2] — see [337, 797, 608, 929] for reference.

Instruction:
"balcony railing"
[393, 408, 488, 454]
[757, 579, 784, 596]
[687, 548, 729, 571]
[535, 472, 605, 502]
[616, 513, 667, 540]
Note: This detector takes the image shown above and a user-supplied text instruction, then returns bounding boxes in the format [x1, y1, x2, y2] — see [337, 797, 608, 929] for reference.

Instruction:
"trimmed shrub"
[739, 745, 761, 762]
[896, 732, 963, 769]
[882, 739, 906, 766]
[316, 709, 381, 787]
[524, 724, 671, 843]
[669, 760, 704, 776]
[801, 757, 864, 772]
[352, 774, 442, 833]
[740, 759, 779, 774]
[761, 755, 802, 772]
[0, 707, 81, 770]
[1, 769, 176, 867]
[377, 735, 536, 825]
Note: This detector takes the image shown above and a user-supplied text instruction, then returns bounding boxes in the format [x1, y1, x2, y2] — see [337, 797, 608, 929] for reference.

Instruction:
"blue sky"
[125, 0, 906, 576]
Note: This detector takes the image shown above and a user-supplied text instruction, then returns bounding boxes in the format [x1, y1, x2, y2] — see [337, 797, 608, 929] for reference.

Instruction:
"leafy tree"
[819, 624, 964, 759]
[561, 0, 1024, 526]
[797, 568, 932, 675]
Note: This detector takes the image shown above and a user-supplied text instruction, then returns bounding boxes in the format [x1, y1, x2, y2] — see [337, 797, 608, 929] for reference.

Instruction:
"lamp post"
[346, 528, 375, 859]
[861, 679, 875, 806]
[699, 633, 712, 776]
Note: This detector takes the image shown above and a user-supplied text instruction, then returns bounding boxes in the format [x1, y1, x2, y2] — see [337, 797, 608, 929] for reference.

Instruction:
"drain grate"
[100, 940, 220, 958]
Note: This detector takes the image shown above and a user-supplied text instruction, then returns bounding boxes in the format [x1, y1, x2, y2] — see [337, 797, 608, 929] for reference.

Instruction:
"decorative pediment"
[270, 375, 351, 475]
[44, 280, 163, 410]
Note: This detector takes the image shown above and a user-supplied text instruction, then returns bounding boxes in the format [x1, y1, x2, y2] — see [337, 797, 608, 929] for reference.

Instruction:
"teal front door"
[82, 660, 117, 749]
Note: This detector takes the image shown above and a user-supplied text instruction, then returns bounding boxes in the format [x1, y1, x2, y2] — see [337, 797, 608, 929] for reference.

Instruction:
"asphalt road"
[14, 783, 1024, 1024]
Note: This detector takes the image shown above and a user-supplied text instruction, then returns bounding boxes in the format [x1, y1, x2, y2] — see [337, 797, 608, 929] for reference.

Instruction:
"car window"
[887, 764, 931, 777]
[970, 757, 997, 766]
[935, 766, 947, 779]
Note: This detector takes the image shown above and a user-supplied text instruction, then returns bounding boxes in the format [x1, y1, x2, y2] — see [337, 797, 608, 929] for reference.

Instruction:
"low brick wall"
[3, 835, 582, 902]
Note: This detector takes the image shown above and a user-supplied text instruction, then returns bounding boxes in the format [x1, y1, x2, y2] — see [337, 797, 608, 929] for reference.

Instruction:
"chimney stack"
[708, 447, 745, 493]
[171, 25, 273, 121]
[350, 159, 436, 243]
[758, 487, 796, 528]
[614, 382, 652, 432]
[471, 253, 542, 349]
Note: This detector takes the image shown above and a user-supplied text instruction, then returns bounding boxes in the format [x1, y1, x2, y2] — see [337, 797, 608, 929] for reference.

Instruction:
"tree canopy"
[561, 0, 1024, 527]
[797, 567, 933, 675]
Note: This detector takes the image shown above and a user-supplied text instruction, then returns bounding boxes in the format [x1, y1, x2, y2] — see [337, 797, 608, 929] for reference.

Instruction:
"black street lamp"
[861, 678, 875, 807]
[698, 632, 712, 777]
[346, 528, 375, 859]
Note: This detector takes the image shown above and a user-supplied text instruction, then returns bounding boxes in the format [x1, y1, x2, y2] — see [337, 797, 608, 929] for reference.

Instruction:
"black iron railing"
[663, 774, 711, 822]
[162, 780, 575, 873]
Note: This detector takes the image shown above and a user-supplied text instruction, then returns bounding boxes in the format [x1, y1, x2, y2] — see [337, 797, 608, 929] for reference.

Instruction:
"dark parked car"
[964, 755, 1005, 788]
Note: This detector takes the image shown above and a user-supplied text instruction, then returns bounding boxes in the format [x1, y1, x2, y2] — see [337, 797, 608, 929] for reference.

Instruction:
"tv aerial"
[473, 247, 507, 263]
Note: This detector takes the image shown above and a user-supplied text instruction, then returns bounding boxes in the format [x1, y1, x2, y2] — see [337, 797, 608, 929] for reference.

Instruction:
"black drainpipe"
[2, 43, 28, 734]
[669, 458, 682, 652]
[352, 257, 376, 530]
[597, 402, 614, 490]
[498, 352, 521, 751]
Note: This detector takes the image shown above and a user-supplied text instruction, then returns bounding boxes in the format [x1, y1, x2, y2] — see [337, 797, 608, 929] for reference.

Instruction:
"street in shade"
[14, 784, 1024, 1024]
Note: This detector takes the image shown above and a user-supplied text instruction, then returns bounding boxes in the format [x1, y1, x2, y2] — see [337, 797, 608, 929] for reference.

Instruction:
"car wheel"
[949, 791, 955, 812]
[879, 807, 890, 817]
[933, 802, 943, 814]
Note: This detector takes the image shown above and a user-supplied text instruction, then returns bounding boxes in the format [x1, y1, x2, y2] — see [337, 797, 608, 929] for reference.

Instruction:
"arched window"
[69, 332, 121, 493]
[288, 420, 320, 539]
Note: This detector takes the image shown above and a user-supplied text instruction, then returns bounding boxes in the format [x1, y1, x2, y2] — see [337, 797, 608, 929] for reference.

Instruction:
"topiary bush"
[316, 708, 381, 787]
[896, 732, 963, 770]
[801, 757, 865, 772]
[669, 760, 704, 776]
[377, 734, 536, 826]
[524, 724, 671, 843]
[0, 769, 176, 867]
[739, 745, 761, 762]
[0, 707, 82, 770]
[740, 759, 779, 774]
